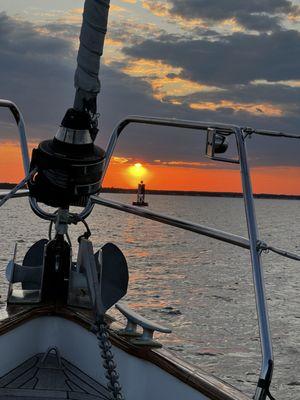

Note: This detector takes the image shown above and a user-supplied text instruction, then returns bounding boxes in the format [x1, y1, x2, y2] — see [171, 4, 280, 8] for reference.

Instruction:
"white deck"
[0, 353, 109, 399]
[0, 316, 209, 400]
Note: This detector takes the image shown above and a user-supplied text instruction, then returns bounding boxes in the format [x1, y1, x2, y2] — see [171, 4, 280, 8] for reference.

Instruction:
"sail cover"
[74, 0, 110, 113]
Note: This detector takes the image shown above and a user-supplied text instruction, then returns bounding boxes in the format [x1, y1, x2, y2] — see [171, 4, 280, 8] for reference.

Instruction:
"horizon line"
[1, 183, 300, 199]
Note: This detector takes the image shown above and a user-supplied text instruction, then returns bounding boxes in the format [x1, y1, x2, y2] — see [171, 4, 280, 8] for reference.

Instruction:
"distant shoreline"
[102, 188, 300, 200]
[2, 183, 299, 200]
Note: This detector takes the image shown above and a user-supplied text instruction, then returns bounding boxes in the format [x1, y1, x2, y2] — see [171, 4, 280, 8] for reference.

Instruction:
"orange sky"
[104, 160, 300, 195]
[1, 142, 299, 195]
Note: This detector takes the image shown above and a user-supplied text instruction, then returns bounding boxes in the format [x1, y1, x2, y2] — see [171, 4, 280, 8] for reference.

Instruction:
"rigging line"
[258, 242, 300, 262]
[0, 169, 36, 208]
[255, 131, 300, 139]
[267, 246, 300, 262]
[267, 390, 277, 400]
[0, 190, 29, 201]
[244, 128, 300, 139]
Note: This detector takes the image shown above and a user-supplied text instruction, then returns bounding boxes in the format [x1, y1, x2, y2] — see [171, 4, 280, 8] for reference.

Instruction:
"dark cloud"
[0, 12, 179, 146]
[235, 14, 281, 32]
[176, 82, 300, 109]
[100, 69, 300, 168]
[0, 12, 169, 140]
[122, 27, 300, 166]
[0, 12, 76, 137]
[167, 0, 299, 31]
[108, 20, 167, 45]
[124, 30, 300, 85]
[0, 12, 299, 170]
[0, 13, 73, 58]
[42, 23, 80, 39]
[169, 0, 296, 20]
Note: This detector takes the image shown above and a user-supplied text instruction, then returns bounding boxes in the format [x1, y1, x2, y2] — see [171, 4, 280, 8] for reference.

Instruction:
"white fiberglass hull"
[0, 308, 250, 400]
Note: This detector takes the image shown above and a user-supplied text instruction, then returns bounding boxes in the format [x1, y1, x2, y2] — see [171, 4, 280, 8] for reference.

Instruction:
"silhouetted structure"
[132, 181, 148, 206]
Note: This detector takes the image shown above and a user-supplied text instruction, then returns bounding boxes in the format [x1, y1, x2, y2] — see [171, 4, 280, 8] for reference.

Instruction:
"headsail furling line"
[74, 0, 110, 117]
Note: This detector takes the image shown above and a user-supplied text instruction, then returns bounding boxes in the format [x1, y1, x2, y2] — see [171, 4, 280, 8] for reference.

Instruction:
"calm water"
[0, 194, 299, 399]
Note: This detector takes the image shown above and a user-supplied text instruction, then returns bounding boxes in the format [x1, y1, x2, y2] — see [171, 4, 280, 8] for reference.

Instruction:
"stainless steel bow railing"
[27, 117, 240, 221]
[89, 116, 274, 400]
[0, 100, 32, 208]
[3, 106, 300, 399]
[0, 100, 30, 174]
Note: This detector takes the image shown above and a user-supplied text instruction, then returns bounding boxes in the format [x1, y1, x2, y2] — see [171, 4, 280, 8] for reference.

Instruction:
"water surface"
[0, 194, 299, 399]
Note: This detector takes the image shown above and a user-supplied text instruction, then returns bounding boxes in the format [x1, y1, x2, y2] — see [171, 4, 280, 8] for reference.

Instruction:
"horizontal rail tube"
[101, 116, 239, 187]
[4, 191, 299, 262]
[91, 196, 250, 249]
[114, 115, 239, 133]
[91, 196, 300, 263]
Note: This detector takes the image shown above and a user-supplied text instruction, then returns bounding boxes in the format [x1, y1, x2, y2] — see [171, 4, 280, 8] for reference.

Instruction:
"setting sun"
[126, 162, 148, 186]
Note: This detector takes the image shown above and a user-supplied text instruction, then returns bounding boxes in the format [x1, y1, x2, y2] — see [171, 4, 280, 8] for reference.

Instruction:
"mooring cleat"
[115, 302, 171, 348]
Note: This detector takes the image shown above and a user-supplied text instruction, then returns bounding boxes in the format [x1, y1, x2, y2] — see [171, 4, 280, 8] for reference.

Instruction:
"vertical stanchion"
[0, 100, 30, 174]
[235, 128, 273, 400]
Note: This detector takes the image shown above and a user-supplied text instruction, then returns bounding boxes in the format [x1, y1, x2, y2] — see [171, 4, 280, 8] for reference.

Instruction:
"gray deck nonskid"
[0, 354, 110, 399]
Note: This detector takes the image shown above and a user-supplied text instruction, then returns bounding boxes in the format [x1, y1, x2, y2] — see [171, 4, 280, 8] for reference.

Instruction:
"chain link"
[97, 321, 125, 400]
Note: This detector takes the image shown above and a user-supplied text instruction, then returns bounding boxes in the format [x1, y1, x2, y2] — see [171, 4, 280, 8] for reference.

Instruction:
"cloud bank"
[0, 3, 299, 168]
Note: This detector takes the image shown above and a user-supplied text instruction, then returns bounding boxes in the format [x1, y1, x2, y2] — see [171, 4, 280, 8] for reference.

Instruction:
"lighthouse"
[132, 181, 148, 206]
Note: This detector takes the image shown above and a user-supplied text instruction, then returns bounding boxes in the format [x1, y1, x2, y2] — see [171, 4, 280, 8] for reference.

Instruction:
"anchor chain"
[96, 321, 125, 400]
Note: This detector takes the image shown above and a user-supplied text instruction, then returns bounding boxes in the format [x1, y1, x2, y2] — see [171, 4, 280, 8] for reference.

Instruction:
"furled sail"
[28, 0, 111, 208]
[74, 0, 110, 115]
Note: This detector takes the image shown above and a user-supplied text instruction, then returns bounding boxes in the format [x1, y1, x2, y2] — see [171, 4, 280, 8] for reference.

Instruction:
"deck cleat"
[115, 303, 171, 348]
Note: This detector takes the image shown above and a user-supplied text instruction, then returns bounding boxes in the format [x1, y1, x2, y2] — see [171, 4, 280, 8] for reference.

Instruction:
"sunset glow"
[0, 142, 36, 182]
[189, 101, 284, 117]
[102, 157, 300, 195]
[0, 143, 299, 196]
[126, 163, 149, 187]
[122, 59, 222, 101]
[1, 1, 300, 198]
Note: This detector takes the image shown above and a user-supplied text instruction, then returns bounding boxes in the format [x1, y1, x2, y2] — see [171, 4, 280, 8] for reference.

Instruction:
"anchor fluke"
[76, 239, 129, 316]
[6, 262, 42, 288]
[95, 243, 129, 312]
[6, 239, 46, 289]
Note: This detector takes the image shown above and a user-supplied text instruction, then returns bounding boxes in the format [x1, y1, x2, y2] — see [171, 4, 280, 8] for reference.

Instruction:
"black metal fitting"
[28, 109, 106, 208]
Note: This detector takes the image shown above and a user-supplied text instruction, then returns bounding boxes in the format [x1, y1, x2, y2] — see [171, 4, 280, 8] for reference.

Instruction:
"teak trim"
[0, 305, 251, 400]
